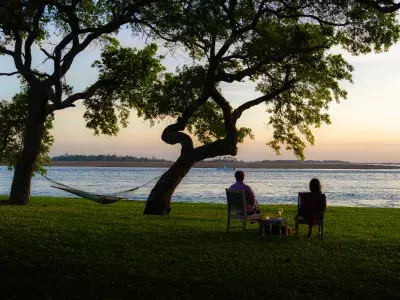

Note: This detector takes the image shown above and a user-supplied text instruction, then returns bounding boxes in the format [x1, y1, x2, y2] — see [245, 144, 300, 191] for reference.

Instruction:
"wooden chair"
[295, 192, 326, 239]
[225, 188, 261, 232]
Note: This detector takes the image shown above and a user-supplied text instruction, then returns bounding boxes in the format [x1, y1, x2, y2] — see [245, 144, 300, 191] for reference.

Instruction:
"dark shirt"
[299, 192, 327, 226]
[229, 181, 256, 212]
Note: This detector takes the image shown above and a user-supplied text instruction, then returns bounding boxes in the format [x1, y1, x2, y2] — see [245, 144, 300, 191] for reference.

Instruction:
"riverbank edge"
[1, 196, 398, 210]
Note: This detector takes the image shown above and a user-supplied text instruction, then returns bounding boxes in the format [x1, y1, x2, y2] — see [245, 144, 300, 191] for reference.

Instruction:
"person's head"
[235, 170, 245, 182]
[309, 178, 322, 194]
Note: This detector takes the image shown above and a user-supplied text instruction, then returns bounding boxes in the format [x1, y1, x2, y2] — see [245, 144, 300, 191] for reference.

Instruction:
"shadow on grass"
[0, 199, 10, 205]
[0, 200, 399, 299]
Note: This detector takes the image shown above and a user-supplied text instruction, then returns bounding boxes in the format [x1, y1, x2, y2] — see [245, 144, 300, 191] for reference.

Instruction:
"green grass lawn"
[0, 197, 399, 299]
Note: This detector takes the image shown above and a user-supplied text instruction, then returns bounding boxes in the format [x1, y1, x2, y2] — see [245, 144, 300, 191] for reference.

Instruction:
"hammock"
[43, 175, 160, 204]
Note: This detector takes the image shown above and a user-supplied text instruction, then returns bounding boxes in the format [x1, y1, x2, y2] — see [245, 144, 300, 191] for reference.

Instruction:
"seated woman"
[304, 178, 327, 237]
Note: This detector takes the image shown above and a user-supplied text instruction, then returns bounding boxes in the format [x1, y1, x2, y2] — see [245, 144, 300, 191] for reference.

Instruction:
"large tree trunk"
[9, 87, 47, 205]
[144, 138, 238, 215]
[144, 153, 196, 215]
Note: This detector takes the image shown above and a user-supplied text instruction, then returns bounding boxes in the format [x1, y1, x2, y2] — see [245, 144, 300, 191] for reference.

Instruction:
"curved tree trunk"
[9, 87, 47, 205]
[144, 153, 196, 215]
[144, 138, 238, 215]
[143, 83, 239, 215]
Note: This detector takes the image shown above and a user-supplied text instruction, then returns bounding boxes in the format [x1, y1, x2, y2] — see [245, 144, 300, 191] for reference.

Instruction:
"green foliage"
[187, 100, 226, 144]
[0, 0, 162, 46]
[84, 43, 165, 135]
[187, 100, 254, 144]
[0, 197, 399, 298]
[143, 65, 208, 120]
[333, 2, 400, 54]
[146, 0, 400, 160]
[253, 27, 354, 159]
[0, 91, 54, 174]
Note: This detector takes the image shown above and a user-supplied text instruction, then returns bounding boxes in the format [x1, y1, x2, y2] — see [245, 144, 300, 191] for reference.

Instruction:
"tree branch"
[210, 32, 216, 59]
[215, 1, 267, 60]
[24, 3, 45, 68]
[193, 137, 238, 161]
[0, 71, 19, 76]
[216, 55, 285, 83]
[209, 87, 234, 131]
[161, 124, 194, 154]
[40, 48, 55, 60]
[268, 11, 351, 26]
[46, 1, 155, 103]
[47, 78, 109, 114]
[0, 45, 15, 56]
[232, 73, 295, 121]
[53, 0, 153, 56]
[217, 44, 327, 83]
[357, 0, 400, 13]
[12, 31, 24, 72]
[161, 86, 213, 154]
[220, 0, 239, 33]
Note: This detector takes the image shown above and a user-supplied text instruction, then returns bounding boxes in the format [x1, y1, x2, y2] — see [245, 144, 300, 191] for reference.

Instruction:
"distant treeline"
[256, 159, 350, 164]
[51, 154, 170, 162]
[51, 155, 350, 164]
[205, 156, 243, 163]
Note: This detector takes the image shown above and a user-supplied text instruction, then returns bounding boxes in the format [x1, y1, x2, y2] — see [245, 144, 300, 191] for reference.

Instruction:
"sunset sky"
[1, 29, 400, 163]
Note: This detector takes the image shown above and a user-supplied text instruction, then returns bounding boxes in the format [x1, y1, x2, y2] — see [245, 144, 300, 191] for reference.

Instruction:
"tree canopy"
[0, 0, 168, 113]
[137, 0, 400, 159]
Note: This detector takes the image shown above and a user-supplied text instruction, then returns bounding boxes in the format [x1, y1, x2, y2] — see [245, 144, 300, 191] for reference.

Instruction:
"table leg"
[269, 224, 272, 235]
[262, 224, 265, 237]
[279, 224, 282, 238]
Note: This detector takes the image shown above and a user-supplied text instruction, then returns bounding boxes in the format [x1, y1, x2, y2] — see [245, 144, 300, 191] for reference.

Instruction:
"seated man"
[229, 170, 260, 215]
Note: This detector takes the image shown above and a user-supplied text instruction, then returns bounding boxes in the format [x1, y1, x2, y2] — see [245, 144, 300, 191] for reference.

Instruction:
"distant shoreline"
[47, 161, 400, 169]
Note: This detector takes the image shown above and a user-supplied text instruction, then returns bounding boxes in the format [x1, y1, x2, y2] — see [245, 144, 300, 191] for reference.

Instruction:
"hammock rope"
[42, 174, 162, 204]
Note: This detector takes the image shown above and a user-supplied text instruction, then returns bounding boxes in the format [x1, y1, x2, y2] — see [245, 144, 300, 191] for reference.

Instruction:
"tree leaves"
[260, 51, 353, 160]
[83, 43, 165, 135]
[147, 0, 399, 160]
[0, 91, 54, 175]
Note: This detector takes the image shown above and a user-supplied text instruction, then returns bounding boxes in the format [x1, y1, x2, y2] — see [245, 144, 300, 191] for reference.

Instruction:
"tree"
[0, 89, 53, 174]
[140, 0, 399, 214]
[0, 0, 168, 204]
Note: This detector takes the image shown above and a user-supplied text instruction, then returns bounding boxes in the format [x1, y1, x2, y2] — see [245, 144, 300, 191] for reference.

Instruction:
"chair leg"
[227, 216, 230, 233]
[242, 218, 246, 232]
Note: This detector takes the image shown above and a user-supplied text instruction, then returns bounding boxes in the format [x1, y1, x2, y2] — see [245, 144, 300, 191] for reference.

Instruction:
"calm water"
[0, 166, 399, 208]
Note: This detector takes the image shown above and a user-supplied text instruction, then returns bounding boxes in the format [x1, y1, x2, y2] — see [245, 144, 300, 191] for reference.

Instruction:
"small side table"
[259, 217, 289, 238]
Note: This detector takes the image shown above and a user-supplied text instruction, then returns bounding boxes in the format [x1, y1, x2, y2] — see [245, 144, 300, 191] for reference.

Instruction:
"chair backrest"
[226, 189, 247, 215]
[298, 192, 326, 220]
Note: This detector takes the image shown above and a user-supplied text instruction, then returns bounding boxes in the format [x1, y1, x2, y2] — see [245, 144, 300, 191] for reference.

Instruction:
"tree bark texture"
[144, 137, 238, 215]
[144, 153, 197, 215]
[9, 86, 47, 205]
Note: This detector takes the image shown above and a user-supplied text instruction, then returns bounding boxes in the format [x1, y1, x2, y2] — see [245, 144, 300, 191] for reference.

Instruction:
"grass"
[0, 197, 399, 299]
